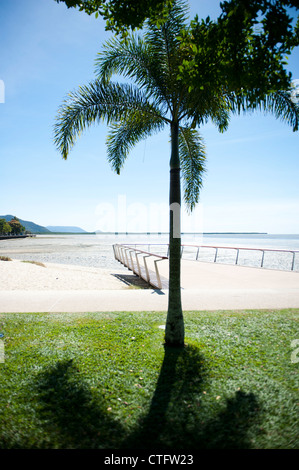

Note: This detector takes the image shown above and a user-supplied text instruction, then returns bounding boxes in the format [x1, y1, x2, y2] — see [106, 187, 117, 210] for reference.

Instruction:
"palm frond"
[145, 0, 189, 104]
[96, 35, 150, 86]
[95, 32, 173, 114]
[227, 88, 299, 131]
[95, 0, 190, 116]
[53, 81, 162, 159]
[94, 0, 193, 130]
[106, 109, 166, 174]
[261, 90, 299, 132]
[179, 127, 206, 212]
[145, 0, 188, 47]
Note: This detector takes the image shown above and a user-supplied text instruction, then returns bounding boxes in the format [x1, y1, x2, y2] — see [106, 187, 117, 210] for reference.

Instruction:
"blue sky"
[0, 0, 298, 233]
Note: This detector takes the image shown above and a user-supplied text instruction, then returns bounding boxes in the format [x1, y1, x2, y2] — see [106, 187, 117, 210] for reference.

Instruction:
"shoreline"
[1, 233, 299, 273]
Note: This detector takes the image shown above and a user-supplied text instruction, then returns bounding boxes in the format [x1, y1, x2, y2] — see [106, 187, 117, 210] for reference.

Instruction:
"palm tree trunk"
[165, 121, 185, 347]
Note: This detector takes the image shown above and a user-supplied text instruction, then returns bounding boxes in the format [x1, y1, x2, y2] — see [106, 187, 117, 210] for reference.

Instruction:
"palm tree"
[54, 0, 298, 347]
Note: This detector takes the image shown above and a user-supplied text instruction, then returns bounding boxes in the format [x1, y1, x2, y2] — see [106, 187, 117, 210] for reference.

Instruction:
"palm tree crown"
[54, 1, 211, 211]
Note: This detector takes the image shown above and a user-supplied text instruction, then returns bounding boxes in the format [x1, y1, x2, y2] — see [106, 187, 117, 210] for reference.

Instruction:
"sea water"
[0, 233, 298, 271]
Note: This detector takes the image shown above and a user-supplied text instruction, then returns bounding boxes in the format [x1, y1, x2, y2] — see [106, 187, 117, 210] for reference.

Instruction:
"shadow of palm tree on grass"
[32, 344, 261, 449]
[36, 359, 124, 449]
[123, 344, 260, 449]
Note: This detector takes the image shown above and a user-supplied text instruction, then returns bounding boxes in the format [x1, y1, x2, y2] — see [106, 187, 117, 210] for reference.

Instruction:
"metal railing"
[116, 243, 299, 272]
[113, 244, 168, 289]
[183, 244, 299, 271]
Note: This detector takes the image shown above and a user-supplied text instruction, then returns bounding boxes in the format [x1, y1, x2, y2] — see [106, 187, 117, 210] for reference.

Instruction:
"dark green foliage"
[7, 217, 25, 235]
[178, 0, 299, 116]
[0, 219, 11, 235]
[54, 0, 174, 33]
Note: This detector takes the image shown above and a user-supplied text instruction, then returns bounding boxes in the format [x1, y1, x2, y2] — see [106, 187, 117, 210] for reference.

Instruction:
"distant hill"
[47, 226, 88, 233]
[0, 215, 51, 234]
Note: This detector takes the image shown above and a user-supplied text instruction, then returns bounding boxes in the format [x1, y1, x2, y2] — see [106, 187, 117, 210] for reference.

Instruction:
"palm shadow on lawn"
[35, 359, 124, 449]
[33, 345, 261, 449]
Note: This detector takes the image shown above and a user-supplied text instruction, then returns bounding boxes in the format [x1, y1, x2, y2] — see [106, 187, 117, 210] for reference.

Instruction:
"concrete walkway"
[0, 260, 298, 312]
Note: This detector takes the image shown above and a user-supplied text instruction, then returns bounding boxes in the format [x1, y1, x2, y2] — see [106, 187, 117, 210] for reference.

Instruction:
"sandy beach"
[0, 259, 127, 291]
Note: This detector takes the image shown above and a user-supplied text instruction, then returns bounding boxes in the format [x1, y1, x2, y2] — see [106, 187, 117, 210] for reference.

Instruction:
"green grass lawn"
[0, 309, 298, 449]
